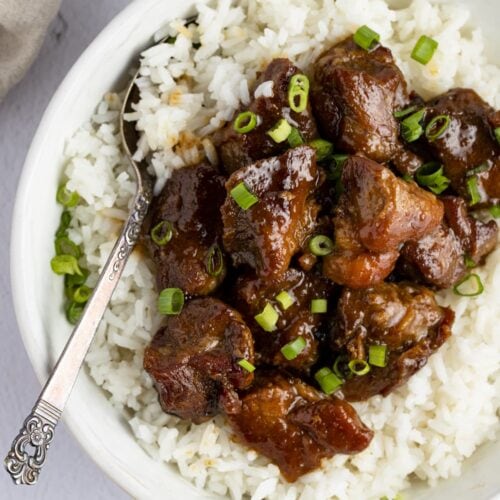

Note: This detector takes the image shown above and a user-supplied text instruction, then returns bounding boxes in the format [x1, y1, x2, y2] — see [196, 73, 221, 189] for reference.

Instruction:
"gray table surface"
[0, 1, 131, 498]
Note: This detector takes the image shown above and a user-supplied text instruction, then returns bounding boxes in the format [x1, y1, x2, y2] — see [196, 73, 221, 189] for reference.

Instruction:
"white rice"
[61, 0, 500, 498]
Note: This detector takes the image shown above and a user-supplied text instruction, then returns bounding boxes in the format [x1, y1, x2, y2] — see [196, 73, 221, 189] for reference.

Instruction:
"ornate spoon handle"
[4, 189, 151, 485]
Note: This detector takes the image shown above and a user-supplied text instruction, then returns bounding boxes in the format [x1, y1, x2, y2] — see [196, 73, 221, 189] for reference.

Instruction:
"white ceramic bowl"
[11, 0, 500, 498]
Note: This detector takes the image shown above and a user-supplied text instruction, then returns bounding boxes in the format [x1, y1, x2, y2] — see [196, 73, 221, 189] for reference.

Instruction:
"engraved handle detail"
[4, 400, 62, 485]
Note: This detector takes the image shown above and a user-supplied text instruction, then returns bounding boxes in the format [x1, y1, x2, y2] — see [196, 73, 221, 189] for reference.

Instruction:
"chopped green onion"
[353, 25, 380, 51]
[411, 35, 438, 65]
[288, 74, 310, 113]
[464, 254, 476, 269]
[158, 288, 184, 315]
[66, 301, 84, 325]
[281, 337, 307, 360]
[288, 127, 304, 147]
[328, 154, 348, 193]
[489, 205, 500, 218]
[415, 162, 450, 195]
[55, 236, 81, 258]
[466, 176, 481, 206]
[73, 285, 92, 304]
[308, 138, 334, 161]
[254, 303, 279, 332]
[402, 174, 414, 182]
[230, 182, 259, 210]
[348, 359, 371, 376]
[425, 114, 450, 141]
[206, 244, 224, 277]
[394, 105, 419, 119]
[267, 118, 292, 143]
[275, 290, 294, 310]
[310, 298, 327, 314]
[309, 235, 334, 256]
[50, 255, 82, 276]
[333, 356, 347, 380]
[65, 268, 89, 288]
[332, 154, 348, 168]
[401, 108, 426, 142]
[56, 210, 72, 238]
[233, 111, 258, 134]
[453, 273, 484, 297]
[314, 367, 343, 395]
[151, 220, 173, 245]
[56, 184, 80, 208]
[237, 359, 256, 373]
[368, 345, 387, 368]
[494, 127, 500, 145]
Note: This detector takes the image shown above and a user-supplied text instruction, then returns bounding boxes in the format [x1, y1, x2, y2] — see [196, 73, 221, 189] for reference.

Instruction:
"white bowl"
[11, 0, 500, 498]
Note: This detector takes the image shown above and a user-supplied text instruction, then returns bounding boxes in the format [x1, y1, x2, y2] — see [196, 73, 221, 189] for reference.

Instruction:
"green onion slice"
[314, 367, 343, 395]
[151, 220, 173, 245]
[66, 301, 84, 325]
[353, 25, 380, 51]
[453, 273, 484, 297]
[206, 244, 224, 277]
[309, 235, 334, 256]
[333, 356, 347, 380]
[401, 108, 426, 143]
[56, 210, 72, 238]
[464, 254, 476, 269]
[275, 290, 294, 311]
[494, 127, 500, 145]
[489, 205, 500, 218]
[288, 74, 310, 113]
[411, 35, 438, 65]
[55, 236, 81, 258]
[415, 162, 450, 195]
[288, 127, 304, 147]
[348, 359, 371, 376]
[368, 345, 387, 368]
[466, 176, 482, 206]
[267, 118, 292, 143]
[394, 105, 419, 119]
[51, 255, 82, 276]
[425, 114, 450, 141]
[230, 182, 259, 210]
[56, 184, 80, 208]
[281, 336, 307, 361]
[65, 268, 89, 288]
[73, 285, 92, 304]
[254, 303, 279, 332]
[310, 298, 327, 314]
[402, 174, 414, 182]
[237, 359, 256, 373]
[158, 288, 184, 315]
[309, 138, 334, 161]
[233, 111, 258, 134]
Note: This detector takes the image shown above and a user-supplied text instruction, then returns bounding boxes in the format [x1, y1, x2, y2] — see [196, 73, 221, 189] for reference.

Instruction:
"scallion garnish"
[206, 244, 224, 277]
[333, 356, 346, 380]
[308, 138, 334, 161]
[151, 220, 173, 246]
[233, 111, 258, 134]
[50, 255, 83, 276]
[66, 301, 84, 325]
[310, 298, 327, 314]
[464, 254, 476, 269]
[288, 127, 304, 147]
[73, 285, 92, 304]
[348, 359, 371, 376]
[353, 25, 380, 51]
[237, 359, 256, 373]
[489, 205, 500, 218]
[56, 210, 72, 238]
[56, 184, 80, 208]
[368, 345, 387, 368]
[309, 235, 334, 256]
[425, 114, 450, 141]
[55, 236, 81, 258]
[254, 303, 279, 332]
[275, 290, 294, 311]
[466, 176, 481, 206]
[267, 118, 292, 143]
[158, 288, 184, 315]
[230, 182, 259, 210]
[415, 162, 450, 195]
[314, 367, 343, 395]
[394, 105, 419, 119]
[402, 174, 414, 182]
[288, 74, 310, 113]
[65, 268, 89, 288]
[453, 273, 484, 297]
[281, 337, 307, 360]
[401, 108, 426, 142]
[411, 35, 438, 65]
[494, 127, 500, 145]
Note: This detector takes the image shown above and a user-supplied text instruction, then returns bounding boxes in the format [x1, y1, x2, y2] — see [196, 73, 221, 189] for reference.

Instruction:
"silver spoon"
[4, 38, 158, 486]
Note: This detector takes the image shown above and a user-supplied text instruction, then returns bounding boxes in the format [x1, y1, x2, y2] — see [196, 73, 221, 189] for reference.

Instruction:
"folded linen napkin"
[0, 0, 61, 100]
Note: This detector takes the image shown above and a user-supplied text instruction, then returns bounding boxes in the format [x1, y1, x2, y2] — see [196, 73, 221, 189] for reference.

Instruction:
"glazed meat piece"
[227, 371, 373, 481]
[235, 269, 333, 372]
[312, 37, 409, 162]
[323, 156, 444, 288]
[400, 196, 498, 288]
[215, 58, 318, 173]
[143, 298, 254, 423]
[424, 88, 500, 204]
[147, 162, 227, 296]
[331, 283, 454, 401]
[221, 146, 319, 281]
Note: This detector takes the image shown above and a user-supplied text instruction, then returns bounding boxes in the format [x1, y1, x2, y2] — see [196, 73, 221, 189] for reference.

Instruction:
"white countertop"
[0, 1, 131, 498]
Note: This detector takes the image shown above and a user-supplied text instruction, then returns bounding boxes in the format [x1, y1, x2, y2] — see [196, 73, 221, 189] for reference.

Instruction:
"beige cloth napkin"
[0, 0, 61, 100]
